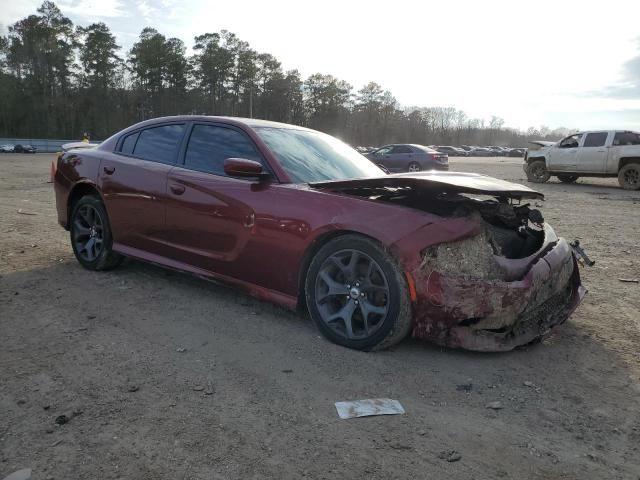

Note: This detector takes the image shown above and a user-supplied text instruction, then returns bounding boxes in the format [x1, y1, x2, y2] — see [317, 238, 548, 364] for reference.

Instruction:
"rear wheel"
[70, 195, 123, 270]
[557, 174, 579, 183]
[305, 235, 412, 351]
[526, 160, 550, 183]
[618, 163, 640, 190]
[408, 162, 421, 172]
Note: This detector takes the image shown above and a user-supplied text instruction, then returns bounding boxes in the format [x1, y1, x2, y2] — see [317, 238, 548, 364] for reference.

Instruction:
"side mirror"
[223, 158, 269, 180]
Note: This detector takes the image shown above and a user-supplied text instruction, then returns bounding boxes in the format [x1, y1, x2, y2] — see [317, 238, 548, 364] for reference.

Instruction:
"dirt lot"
[1, 153, 639, 480]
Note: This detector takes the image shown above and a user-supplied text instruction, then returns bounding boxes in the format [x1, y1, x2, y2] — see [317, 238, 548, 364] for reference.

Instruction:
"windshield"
[255, 127, 384, 183]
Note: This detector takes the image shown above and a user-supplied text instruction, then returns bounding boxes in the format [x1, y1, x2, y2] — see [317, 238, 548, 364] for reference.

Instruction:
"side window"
[390, 145, 412, 154]
[184, 124, 263, 176]
[133, 124, 185, 164]
[120, 132, 139, 155]
[559, 134, 582, 149]
[583, 132, 607, 148]
[613, 132, 640, 146]
[374, 146, 392, 155]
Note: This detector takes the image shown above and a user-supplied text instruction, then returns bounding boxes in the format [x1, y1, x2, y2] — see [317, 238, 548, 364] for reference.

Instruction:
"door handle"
[170, 184, 186, 195]
[103, 166, 115, 175]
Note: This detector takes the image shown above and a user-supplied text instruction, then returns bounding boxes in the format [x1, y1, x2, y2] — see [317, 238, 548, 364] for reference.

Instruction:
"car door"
[387, 145, 413, 170]
[576, 132, 609, 173]
[609, 132, 640, 171]
[98, 123, 186, 255]
[547, 134, 582, 171]
[162, 123, 277, 282]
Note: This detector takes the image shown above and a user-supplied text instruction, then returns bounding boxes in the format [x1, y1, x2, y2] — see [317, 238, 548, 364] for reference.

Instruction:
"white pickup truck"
[524, 130, 640, 190]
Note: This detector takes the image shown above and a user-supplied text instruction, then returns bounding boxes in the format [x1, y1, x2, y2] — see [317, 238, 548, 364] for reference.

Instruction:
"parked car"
[507, 148, 526, 157]
[366, 144, 448, 172]
[470, 147, 494, 157]
[485, 146, 507, 156]
[61, 141, 100, 152]
[524, 130, 640, 189]
[434, 146, 468, 157]
[0, 144, 15, 153]
[14, 144, 37, 153]
[53, 116, 585, 352]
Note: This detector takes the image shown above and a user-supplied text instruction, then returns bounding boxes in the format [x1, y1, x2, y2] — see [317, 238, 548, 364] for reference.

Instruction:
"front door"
[162, 123, 274, 282]
[548, 133, 582, 171]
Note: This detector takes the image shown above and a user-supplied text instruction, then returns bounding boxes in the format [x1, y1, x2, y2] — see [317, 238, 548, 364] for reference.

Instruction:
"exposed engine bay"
[334, 184, 547, 261]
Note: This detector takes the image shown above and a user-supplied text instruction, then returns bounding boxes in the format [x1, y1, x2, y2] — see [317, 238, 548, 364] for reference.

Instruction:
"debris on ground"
[2, 469, 32, 480]
[127, 385, 139, 392]
[192, 385, 205, 392]
[618, 278, 639, 283]
[54, 415, 68, 425]
[486, 401, 504, 410]
[176, 347, 186, 352]
[335, 398, 405, 419]
[456, 383, 473, 392]
[438, 450, 462, 462]
[16, 209, 37, 215]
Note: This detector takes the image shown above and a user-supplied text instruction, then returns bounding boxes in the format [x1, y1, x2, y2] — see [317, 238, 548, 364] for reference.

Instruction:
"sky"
[2, 0, 640, 131]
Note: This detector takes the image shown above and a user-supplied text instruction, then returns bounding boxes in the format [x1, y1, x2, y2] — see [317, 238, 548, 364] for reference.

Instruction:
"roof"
[124, 115, 312, 131]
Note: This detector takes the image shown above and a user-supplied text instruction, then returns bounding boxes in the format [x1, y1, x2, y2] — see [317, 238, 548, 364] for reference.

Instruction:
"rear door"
[387, 145, 413, 171]
[576, 132, 609, 173]
[98, 123, 186, 255]
[548, 134, 582, 171]
[609, 131, 640, 170]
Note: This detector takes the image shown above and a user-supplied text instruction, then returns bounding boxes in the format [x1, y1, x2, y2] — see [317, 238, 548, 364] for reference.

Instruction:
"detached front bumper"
[410, 238, 586, 352]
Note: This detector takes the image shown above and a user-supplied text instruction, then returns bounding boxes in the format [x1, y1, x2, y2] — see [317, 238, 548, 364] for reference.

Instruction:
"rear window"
[413, 145, 438, 153]
[583, 132, 607, 148]
[132, 124, 185, 164]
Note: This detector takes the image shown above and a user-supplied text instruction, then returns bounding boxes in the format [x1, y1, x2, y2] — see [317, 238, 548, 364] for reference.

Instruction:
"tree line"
[0, 1, 572, 146]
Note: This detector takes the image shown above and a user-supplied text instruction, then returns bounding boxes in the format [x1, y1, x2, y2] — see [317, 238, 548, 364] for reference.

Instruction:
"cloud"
[57, 0, 125, 18]
[590, 37, 640, 99]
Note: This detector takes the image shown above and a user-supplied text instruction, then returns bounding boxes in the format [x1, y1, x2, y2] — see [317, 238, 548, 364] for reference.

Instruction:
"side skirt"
[112, 243, 299, 310]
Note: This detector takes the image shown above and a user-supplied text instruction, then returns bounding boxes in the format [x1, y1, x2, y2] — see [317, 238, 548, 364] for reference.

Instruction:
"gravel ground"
[1, 153, 639, 480]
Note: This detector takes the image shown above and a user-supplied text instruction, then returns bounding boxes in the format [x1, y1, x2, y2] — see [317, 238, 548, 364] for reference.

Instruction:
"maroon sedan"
[53, 116, 586, 351]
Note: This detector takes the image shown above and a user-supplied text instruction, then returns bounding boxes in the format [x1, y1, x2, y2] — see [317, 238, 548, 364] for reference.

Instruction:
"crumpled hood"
[309, 171, 544, 200]
[528, 140, 556, 148]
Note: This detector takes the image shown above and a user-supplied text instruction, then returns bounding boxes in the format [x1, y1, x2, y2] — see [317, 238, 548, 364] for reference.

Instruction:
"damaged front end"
[311, 171, 587, 352]
[405, 191, 586, 351]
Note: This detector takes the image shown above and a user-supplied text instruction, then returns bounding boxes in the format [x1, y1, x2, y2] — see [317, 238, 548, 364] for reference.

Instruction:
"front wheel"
[557, 174, 579, 183]
[526, 160, 550, 183]
[305, 235, 412, 351]
[618, 163, 640, 190]
[70, 195, 123, 270]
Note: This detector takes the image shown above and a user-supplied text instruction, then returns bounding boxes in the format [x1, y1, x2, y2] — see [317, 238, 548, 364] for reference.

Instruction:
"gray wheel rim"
[409, 163, 421, 172]
[315, 249, 390, 340]
[531, 164, 546, 180]
[624, 167, 639, 186]
[73, 204, 104, 262]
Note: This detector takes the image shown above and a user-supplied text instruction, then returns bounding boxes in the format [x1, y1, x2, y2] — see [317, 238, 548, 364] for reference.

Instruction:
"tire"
[618, 163, 640, 190]
[70, 195, 123, 271]
[408, 162, 421, 172]
[305, 234, 412, 351]
[526, 159, 550, 183]
[557, 175, 579, 183]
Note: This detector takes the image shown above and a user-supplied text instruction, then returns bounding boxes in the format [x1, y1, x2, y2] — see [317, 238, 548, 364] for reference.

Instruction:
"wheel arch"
[526, 155, 547, 165]
[66, 182, 103, 229]
[618, 157, 640, 170]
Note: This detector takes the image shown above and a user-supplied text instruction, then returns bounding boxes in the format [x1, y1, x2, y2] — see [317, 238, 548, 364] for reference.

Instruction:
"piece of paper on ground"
[335, 398, 405, 419]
